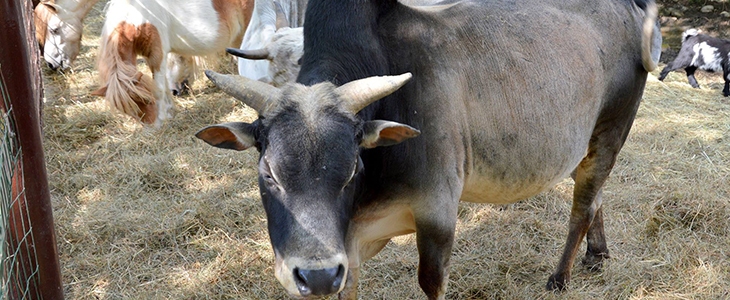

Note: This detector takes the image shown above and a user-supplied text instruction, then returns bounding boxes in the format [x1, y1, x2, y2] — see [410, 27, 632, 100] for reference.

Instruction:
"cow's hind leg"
[582, 200, 610, 271]
[568, 171, 611, 271]
[546, 83, 643, 291]
[547, 154, 612, 290]
[546, 146, 617, 290]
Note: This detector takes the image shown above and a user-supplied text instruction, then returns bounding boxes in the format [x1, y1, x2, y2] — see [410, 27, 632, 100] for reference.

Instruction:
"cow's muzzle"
[294, 265, 346, 296]
[276, 253, 348, 298]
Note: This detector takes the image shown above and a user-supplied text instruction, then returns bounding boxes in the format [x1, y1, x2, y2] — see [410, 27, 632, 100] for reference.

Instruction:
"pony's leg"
[144, 48, 172, 126]
[153, 54, 174, 124]
[135, 23, 171, 126]
[143, 53, 172, 127]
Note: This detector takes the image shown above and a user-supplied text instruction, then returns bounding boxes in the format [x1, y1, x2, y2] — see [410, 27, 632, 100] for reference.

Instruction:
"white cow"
[236, 0, 306, 83]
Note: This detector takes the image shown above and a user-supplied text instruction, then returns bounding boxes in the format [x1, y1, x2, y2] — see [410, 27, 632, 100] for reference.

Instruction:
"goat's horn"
[226, 47, 270, 60]
[204, 70, 280, 114]
[336, 73, 413, 113]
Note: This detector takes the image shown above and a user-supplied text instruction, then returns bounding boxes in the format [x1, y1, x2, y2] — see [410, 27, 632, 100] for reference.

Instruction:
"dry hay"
[42, 1, 730, 299]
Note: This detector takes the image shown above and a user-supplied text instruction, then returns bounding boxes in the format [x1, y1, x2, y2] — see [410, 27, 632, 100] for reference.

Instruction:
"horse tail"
[95, 21, 158, 124]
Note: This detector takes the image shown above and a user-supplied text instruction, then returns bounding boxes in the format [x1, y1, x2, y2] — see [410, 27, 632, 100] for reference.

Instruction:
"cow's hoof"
[546, 273, 568, 291]
[582, 256, 604, 272]
[582, 251, 609, 272]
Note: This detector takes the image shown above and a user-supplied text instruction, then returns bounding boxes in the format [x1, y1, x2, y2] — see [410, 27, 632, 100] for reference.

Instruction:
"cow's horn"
[204, 70, 280, 114]
[226, 48, 270, 60]
[274, 1, 289, 29]
[337, 73, 413, 113]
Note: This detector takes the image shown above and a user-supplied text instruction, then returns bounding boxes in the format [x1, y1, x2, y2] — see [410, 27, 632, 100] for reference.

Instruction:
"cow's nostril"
[171, 89, 180, 96]
[293, 267, 311, 296]
[294, 265, 345, 296]
[332, 264, 345, 288]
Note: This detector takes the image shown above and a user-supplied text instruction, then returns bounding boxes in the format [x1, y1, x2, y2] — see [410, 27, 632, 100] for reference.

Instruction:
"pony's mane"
[96, 21, 157, 122]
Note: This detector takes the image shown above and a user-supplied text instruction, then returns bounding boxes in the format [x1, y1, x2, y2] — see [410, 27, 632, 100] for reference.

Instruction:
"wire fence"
[0, 67, 42, 299]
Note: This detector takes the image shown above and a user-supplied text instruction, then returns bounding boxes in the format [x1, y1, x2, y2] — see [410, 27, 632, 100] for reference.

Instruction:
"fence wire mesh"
[0, 66, 42, 300]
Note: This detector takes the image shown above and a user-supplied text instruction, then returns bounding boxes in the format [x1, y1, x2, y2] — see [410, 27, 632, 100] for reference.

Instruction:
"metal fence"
[0, 71, 41, 299]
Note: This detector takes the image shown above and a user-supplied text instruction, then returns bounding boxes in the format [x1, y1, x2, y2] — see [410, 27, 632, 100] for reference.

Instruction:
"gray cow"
[197, 0, 661, 298]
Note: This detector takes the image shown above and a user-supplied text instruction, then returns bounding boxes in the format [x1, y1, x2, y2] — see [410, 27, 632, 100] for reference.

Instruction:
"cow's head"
[196, 71, 419, 298]
[226, 27, 304, 87]
[42, 3, 82, 71]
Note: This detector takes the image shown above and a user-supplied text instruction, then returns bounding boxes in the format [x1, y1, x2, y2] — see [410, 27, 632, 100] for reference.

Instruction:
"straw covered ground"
[42, 1, 729, 299]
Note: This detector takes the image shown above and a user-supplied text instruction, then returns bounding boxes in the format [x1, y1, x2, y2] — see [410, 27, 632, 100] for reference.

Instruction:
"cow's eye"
[346, 158, 360, 185]
[262, 157, 280, 186]
[50, 27, 60, 35]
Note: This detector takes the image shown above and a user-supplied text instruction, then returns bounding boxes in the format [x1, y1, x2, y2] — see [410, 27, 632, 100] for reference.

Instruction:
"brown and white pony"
[92, 0, 254, 126]
[34, 0, 100, 70]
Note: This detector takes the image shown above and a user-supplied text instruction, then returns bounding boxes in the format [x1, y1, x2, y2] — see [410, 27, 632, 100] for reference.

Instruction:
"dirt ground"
[39, 1, 730, 299]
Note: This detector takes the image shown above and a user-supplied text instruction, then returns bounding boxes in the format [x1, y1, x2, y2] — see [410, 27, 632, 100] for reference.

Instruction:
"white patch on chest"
[349, 204, 416, 265]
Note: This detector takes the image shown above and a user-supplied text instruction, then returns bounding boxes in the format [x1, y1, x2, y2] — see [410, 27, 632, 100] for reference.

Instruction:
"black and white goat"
[658, 29, 730, 96]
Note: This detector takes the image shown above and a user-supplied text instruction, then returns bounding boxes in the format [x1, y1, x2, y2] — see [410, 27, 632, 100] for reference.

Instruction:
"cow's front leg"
[722, 73, 730, 97]
[338, 266, 359, 300]
[415, 201, 458, 300]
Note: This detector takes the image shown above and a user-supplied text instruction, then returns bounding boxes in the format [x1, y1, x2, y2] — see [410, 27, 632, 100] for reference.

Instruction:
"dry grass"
[42, 1, 730, 299]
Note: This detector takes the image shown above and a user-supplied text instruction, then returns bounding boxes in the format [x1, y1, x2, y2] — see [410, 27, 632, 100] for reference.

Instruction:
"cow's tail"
[93, 22, 158, 124]
[640, 0, 661, 71]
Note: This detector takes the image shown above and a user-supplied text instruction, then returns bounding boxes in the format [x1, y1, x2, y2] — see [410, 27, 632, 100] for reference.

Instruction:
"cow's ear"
[196, 122, 257, 151]
[360, 120, 420, 149]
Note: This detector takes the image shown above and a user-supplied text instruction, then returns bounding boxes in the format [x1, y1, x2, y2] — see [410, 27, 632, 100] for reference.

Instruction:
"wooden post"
[0, 0, 64, 299]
